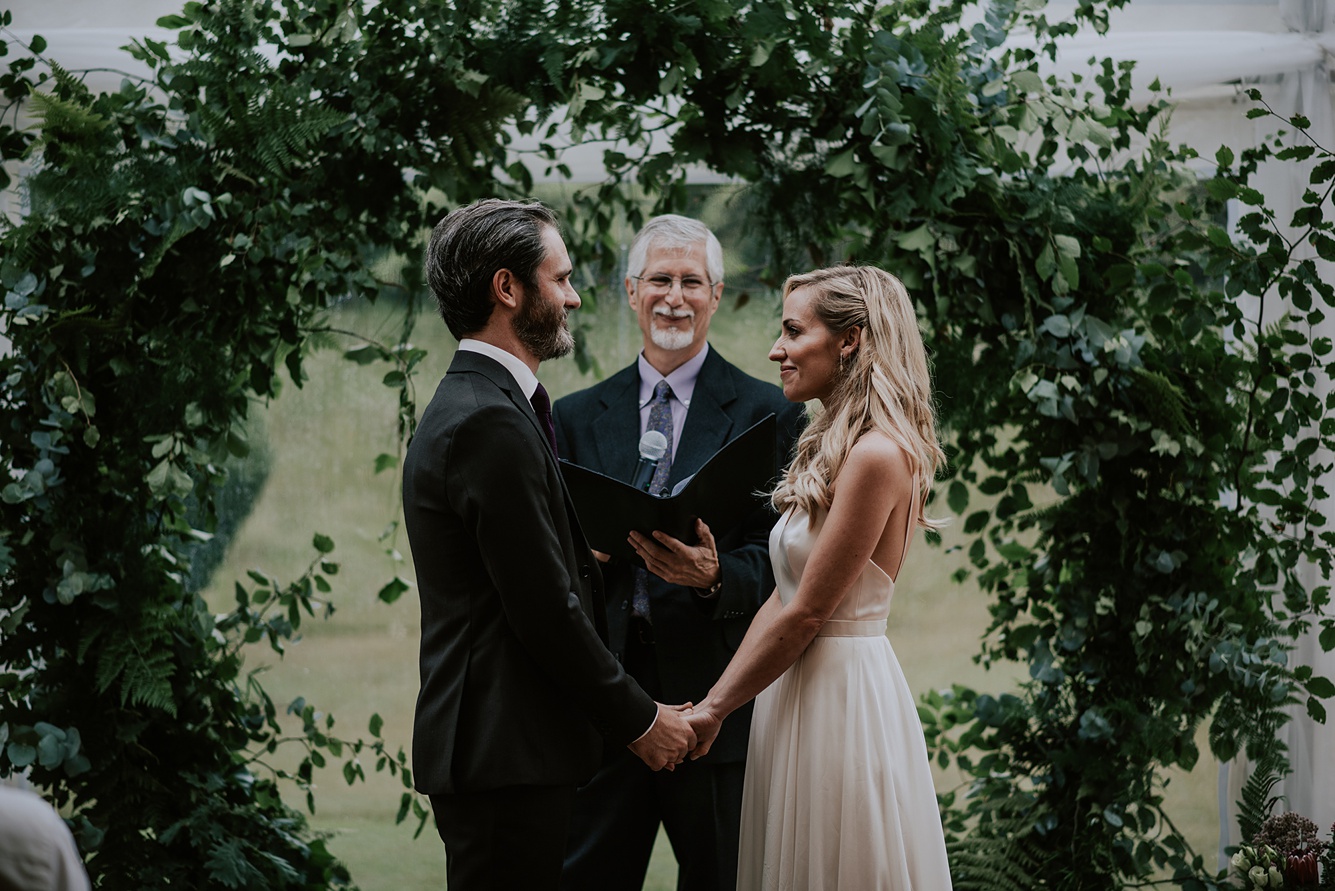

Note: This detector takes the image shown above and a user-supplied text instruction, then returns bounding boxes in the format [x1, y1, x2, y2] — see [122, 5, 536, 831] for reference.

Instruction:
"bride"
[685, 266, 952, 889]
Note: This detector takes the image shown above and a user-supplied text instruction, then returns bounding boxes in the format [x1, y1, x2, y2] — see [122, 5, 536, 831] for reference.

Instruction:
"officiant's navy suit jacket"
[402, 350, 657, 795]
[553, 347, 805, 763]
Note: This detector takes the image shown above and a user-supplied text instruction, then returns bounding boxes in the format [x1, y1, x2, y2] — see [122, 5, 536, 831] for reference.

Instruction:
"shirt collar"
[458, 339, 539, 401]
[637, 343, 709, 409]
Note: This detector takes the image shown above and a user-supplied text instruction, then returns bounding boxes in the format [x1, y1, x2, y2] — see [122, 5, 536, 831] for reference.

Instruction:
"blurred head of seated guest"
[0, 780, 91, 891]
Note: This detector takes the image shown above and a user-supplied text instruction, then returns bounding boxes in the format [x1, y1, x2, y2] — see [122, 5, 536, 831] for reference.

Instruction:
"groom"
[402, 199, 696, 890]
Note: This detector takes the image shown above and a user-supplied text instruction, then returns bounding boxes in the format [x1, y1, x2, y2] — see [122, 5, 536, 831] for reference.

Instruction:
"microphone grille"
[638, 430, 668, 461]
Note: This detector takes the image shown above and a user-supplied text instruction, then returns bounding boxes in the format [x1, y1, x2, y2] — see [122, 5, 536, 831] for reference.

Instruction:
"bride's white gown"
[736, 506, 953, 890]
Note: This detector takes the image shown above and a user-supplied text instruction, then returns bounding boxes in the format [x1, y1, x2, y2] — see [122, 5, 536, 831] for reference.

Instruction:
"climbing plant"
[0, 0, 528, 885]
[1, 0, 1331, 888]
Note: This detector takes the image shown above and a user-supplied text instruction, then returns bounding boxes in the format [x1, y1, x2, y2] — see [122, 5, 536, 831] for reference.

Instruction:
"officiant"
[552, 215, 805, 891]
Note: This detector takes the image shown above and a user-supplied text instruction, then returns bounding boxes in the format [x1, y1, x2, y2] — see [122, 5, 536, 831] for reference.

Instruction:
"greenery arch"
[1, 0, 1331, 888]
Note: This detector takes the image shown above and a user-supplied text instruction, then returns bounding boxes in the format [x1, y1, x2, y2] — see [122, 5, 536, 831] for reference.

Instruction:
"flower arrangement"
[1233, 844, 1286, 889]
[1233, 814, 1335, 889]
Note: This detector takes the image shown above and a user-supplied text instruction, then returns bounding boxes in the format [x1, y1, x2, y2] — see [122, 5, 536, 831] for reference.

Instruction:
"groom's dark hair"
[425, 198, 560, 340]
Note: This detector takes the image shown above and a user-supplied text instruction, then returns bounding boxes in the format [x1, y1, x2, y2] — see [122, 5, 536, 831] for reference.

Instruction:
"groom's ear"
[491, 268, 523, 311]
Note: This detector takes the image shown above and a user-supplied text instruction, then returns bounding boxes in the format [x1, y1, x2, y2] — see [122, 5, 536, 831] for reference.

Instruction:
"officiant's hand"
[628, 519, 720, 589]
[685, 706, 723, 760]
[628, 702, 697, 771]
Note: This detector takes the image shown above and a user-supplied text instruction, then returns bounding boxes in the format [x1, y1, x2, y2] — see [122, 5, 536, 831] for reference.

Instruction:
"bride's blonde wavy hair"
[771, 266, 945, 529]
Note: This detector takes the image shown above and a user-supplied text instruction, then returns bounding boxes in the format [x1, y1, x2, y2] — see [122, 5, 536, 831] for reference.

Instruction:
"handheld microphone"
[630, 430, 669, 493]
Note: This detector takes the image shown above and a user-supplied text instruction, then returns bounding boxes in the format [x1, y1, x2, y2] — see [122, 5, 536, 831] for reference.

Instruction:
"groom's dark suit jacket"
[553, 347, 805, 763]
[402, 350, 657, 796]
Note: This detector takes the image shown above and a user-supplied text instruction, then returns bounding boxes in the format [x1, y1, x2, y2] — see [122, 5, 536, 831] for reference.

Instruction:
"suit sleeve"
[447, 403, 656, 745]
[709, 399, 808, 620]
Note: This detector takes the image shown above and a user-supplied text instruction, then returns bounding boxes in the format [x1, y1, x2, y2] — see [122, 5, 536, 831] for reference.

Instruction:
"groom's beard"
[515, 288, 574, 361]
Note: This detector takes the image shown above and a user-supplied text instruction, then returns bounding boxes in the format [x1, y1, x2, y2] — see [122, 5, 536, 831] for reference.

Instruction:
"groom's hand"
[628, 519, 720, 589]
[628, 702, 697, 771]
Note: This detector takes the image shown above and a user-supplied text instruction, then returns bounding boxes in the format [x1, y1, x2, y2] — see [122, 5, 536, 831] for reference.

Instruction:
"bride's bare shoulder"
[849, 431, 911, 472]
[837, 431, 912, 494]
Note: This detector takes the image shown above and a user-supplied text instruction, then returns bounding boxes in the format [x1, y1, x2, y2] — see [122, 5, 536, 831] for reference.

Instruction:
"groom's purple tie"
[530, 383, 558, 459]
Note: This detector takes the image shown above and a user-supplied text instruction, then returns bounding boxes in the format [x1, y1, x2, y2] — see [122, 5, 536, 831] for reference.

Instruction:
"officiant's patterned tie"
[633, 380, 674, 622]
[530, 383, 558, 459]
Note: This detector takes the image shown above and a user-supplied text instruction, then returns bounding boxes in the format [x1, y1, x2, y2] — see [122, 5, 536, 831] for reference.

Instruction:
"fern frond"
[46, 60, 95, 103]
[27, 91, 109, 149]
[1024, 501, 1067, 526]
[197, 90, 346, 177]
[1130, 366, 1190, 436]
[1236, 741, 1291, 844]
[948, 832, 1047, 891]
[440, 83, 529, 168]
[96, 634, 178, 717]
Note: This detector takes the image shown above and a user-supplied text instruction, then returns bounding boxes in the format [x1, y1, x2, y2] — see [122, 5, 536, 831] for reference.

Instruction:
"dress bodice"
[768, 506, 896, 626]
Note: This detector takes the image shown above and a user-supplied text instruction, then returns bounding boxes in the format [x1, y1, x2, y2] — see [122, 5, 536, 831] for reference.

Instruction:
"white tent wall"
[1033, 0, 1335, 866]
[5, 0, 1333, 870]
[1217, 0, 1335, 866]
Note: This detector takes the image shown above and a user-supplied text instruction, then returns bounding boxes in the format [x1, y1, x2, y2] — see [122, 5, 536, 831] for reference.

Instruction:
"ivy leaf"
[947, 480, 969, 514]
[1042, 315, 1072, 338]
[146, 458, 173, 496]
[1304, 675, 1335, 699]
[1306, 697, 1327, 723]
[1035, 243, 1056, 280]
[1206, 226, 1235, 250]
[1206, 178, 1238, 201]
[824, 148, 858, 178]
[897, 225, 934, 253]
[377, 577, 410, 604]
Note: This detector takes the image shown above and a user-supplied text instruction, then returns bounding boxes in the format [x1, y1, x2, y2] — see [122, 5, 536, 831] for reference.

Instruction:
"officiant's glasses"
[632, 274, 713, 296]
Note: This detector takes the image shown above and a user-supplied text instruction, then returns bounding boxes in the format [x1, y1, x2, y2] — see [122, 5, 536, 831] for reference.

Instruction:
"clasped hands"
[615, 518, 726, 770]
[627, 702, 725, 770]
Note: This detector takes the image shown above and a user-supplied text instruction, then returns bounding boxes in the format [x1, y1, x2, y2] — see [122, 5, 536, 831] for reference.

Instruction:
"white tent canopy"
[1026, 30, 1329, 97]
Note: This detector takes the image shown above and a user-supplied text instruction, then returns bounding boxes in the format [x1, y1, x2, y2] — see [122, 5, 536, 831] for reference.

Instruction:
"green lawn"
[204, 295, 1221, 889]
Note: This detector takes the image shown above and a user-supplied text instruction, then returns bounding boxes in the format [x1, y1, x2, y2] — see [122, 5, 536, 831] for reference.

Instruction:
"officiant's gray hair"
[626, 214, 725, 285]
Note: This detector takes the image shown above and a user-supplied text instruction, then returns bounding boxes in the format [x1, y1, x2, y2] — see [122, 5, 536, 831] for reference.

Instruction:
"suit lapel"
[669, 349, 737, 487]
[591, 367, 643, 484]
[450, 349, 554, 466]
[590, 349, 744, 488]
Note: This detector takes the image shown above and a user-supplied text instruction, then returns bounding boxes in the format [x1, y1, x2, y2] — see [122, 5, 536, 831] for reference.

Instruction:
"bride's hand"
[685, 706, 723, 760]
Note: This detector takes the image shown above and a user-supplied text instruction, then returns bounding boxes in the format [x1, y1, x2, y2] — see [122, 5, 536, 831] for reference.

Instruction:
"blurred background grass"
[203, 290, 1221, 889]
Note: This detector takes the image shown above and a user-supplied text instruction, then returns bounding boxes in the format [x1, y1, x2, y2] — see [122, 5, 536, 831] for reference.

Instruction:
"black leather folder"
[559, 414, 779, 565]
